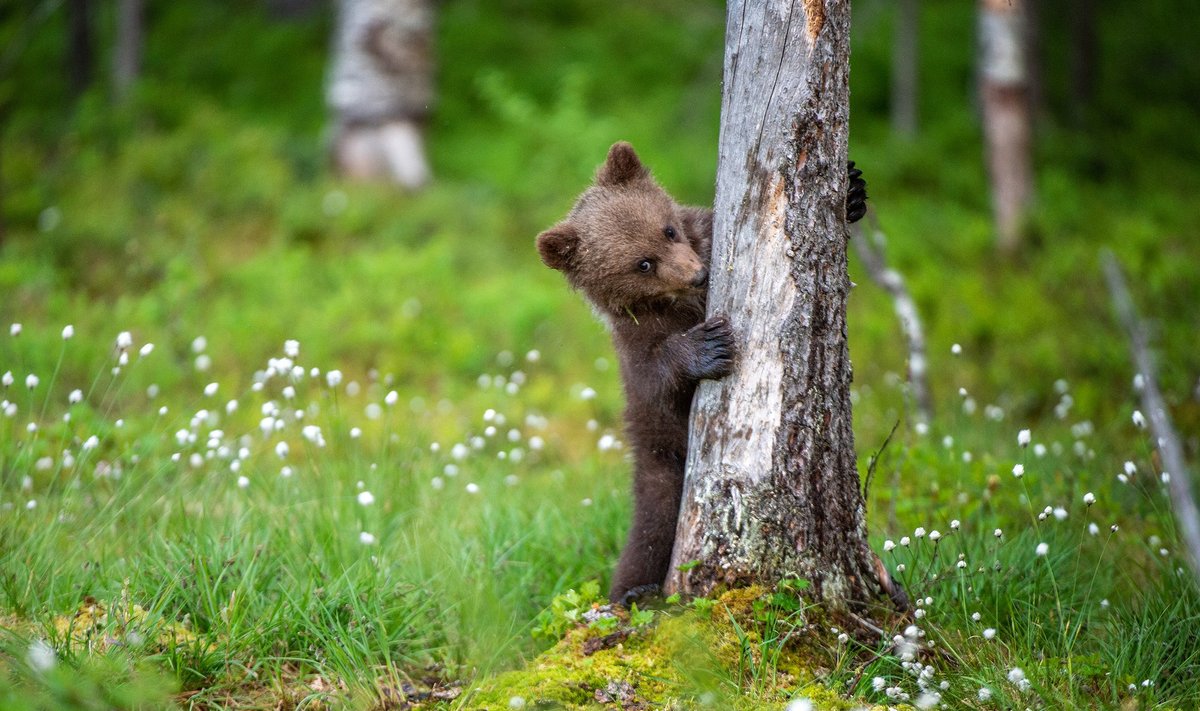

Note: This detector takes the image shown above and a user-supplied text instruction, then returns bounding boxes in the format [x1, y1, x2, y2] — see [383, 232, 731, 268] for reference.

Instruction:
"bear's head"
[537, 142, 707, 316]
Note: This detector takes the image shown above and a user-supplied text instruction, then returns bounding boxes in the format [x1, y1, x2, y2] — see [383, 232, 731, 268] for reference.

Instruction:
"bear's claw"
[846, 160, 868, 224]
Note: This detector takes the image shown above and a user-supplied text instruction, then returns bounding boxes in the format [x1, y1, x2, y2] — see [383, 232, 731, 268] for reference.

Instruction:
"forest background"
[1, 0, 1199, 708]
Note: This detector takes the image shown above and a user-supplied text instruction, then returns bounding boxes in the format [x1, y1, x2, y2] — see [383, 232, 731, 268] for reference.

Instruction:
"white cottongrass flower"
[785, 699, 813, 711]
[1132, 410, 1146, 428]
[1008, 667, 1025, 684]
[972, 611, 982, 621]
[204, 382, 219, 397]
[385, 390, 399, 406]
[900, 536, 911, 547]
[465, 482, 480, 494]
[1018, 429, 1031, 447]
[883, 539, 896, 552]
[62, 325, 74, 340]
[1034, 443, 1047, 458]
[928, 530, 941, 542]
[82, 435, 99, 450]
[977, 687, 991, 701]
[1124, 461, 1137, 476]
[983, 628, 996, 640]
[950, 519, 960, 530]
[195, 354, 212, 372]
[284, 339, 300, 357]
[281, 466, 294, 478]
[237, 476, 250, 489]
[872, 677, 887, 692]
[9, 323, 21, 336]
[430, 476, 444, 490]
[275, 441, 289, 459]
[326, 370, 343, 388]
[1, 371, 12, 387]
[359, 531, 376, 545]
[349, 427, 362, 439]
[27, 640, 56, 672]
[68, 389, 83, 404]
[508, 696, 527, 710]
[1012, 463, 1025, 478]
[25, 374, 39, 389]
[192, 336, 207, 352]
[598, 434, 617, 451]
[1053, 507, 1068, 520]
[357, 491, 375, 506]
[951, 343, 962, 355]
[1036, 542, 1049, 556]
[579, 386, 597, 400]
[139, 343, 154, 357]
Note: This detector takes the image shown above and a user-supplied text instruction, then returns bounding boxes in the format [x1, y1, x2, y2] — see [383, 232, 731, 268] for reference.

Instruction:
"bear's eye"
[663, 226, 678, 241]
[637, 259, 654, 274]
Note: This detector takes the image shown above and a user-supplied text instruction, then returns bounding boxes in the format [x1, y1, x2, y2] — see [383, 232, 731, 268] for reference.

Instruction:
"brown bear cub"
[537, 142, 867, 605]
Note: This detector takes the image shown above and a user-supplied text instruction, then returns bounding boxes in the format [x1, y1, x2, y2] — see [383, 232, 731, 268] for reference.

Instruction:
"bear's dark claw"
[618, 584, 662, 609]
[688, 315, 735, 380]
[846, 160, 868, 224]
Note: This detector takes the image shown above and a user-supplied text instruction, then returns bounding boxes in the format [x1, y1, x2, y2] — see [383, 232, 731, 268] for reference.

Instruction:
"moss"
[462, 587, 895, 710]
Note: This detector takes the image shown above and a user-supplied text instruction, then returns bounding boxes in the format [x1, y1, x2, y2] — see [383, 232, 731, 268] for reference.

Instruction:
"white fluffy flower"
[983, 628, 996, 640]
[357, 491, 375, 506]
[25, 374, 39, 389]
[237, 476, 250, 489]
[9, 323, 21, 336]
[359, 531, 376, 545]
[1018, 429, 1031, 447]
[27, 640, 56, 672]
[1036, 542, 1049, 556]
[1012, 463, 1025, 478]
[1, 371, 12, 387]
[1132, 410, 1146, 428]
[326, 370, 343, 388]
[61, 325, 74, 340]
[284, 339, 300, 358]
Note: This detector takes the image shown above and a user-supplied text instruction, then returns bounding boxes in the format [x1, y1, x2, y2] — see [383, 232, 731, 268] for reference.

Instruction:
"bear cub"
[537, 142, 867, 605]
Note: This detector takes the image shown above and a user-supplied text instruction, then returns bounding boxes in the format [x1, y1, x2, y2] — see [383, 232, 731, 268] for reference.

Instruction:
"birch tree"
[665, 0, 904, 612]
[979, 0, 1033, 253]
[326, 0, 433, 188]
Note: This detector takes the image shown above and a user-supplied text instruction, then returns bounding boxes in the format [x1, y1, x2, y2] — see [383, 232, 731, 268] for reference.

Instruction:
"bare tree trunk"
[327, 0, 434, 188]
[66, 0, 95, 98]
[665, 0, 904, 613]
[891, 0, 919, 138]
[1068, 0, 1097, 126]
[1102, 252, 1200, 589]
[112, 0, 142, 102]
[853, 221, 931, 424]
[978, 0, 1033, 254]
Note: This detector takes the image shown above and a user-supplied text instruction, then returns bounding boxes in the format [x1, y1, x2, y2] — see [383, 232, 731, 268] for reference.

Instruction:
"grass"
[2, 0, 1200, 708]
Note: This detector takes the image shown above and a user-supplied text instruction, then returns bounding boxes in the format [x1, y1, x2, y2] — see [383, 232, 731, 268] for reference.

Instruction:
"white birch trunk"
[326, 0, 434, 188]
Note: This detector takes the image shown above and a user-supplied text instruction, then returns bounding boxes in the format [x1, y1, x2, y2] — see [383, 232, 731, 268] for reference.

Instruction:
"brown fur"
[538, 142, 734, 604]
[537, 142, 867, 605]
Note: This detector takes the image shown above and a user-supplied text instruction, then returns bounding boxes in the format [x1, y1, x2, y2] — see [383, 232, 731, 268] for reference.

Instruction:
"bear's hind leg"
[608, 454, 684, 604]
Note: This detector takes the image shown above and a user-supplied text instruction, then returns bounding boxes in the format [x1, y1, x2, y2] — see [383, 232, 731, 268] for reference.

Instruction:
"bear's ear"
[536, 222, 580, 272]
[596, 141, 649, 186]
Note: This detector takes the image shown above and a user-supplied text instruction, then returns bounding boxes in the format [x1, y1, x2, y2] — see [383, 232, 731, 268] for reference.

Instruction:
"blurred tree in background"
[327, 0, 434, 188]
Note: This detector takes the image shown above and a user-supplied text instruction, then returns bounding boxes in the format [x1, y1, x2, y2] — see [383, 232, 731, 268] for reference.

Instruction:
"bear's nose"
[690, 267, 708, 287]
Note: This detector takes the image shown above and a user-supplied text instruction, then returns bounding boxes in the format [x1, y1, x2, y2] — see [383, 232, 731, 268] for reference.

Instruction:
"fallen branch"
[1102, 250, 1200, 588]
[853, 218, 932, 424]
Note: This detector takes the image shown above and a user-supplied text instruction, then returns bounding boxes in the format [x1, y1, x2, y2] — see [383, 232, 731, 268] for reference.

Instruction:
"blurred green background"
[2, 0, 1200, 707]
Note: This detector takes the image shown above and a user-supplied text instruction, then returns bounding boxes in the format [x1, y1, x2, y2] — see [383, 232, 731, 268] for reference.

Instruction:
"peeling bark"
[665, 0, 903, 614]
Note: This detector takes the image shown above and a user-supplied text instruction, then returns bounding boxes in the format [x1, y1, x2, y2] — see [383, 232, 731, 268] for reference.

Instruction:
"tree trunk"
[66, 0, 95, 98]
[112, 0, 142, 102]
[1067, 0, 1097, 126]
[978, 0, 1033, 254]
[326, 0, 434, 188]
[891, 0, 919, 138]
[665, 0, 902, 613]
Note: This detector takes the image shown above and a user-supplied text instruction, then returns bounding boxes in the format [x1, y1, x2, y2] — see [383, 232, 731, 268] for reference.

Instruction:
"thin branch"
[1102, 250, 1200, 588]
[852, 217, 932, 423]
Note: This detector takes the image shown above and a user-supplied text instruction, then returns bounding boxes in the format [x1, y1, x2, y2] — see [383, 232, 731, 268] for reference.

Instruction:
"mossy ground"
[464, 588, 887, 710]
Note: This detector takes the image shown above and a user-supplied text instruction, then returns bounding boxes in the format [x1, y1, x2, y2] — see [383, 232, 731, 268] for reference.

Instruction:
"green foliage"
[531, 581, 605, 642]
[1, 0, 1199, 707]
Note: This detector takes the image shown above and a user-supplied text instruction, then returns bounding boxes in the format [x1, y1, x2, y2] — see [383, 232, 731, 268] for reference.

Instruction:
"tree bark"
[326, 0, 434, 188]
[891, 0, 919, 138]
[978, 0, 1033, 254]
[112, 0, 142, 102]
[665, 0, 902, 613]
